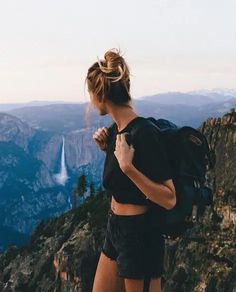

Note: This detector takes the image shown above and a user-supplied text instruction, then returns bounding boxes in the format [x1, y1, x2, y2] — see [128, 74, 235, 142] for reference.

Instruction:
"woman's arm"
[115, 127, 176, 210]
[122, 164, 176, 210]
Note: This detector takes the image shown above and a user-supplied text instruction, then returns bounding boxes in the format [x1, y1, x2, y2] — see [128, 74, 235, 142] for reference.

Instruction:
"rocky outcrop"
[163, 108, 236, 291]
[0, 193, 110, 292]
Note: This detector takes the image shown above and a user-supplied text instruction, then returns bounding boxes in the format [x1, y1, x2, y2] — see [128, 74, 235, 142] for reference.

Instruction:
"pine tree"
[74, 173, 87, 203]
[71, 188, 77, 209]
[89, 181, 95, 197]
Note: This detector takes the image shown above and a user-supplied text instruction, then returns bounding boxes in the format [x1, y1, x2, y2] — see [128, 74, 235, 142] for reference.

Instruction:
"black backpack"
[130, 117, 215, 239]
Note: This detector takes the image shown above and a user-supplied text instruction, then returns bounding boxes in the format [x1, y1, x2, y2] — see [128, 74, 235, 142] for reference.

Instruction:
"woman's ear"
[100, 95, 107, 104]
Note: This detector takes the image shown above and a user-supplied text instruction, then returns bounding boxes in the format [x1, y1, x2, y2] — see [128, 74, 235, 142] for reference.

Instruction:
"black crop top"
[102, 116, 173, 205]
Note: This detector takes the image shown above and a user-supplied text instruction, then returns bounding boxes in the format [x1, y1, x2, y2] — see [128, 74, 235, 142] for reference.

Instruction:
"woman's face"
[89, 91, 107, 116]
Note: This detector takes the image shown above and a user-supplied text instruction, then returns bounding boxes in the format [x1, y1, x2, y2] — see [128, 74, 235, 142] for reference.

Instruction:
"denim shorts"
[101, 207, 165, 280]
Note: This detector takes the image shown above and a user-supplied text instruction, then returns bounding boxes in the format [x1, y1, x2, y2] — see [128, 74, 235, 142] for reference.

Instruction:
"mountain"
[0, 112, 35, 150]
[140, 89, 236, 106]
[0, 88, 235, 133]
[141, 92, 213, 106]
[0, 113, 65, 251]
[0, 108, 235, 291]
[0, 100, 70, 112]
[133, 98, 236, 128]
[0, 112, 105, 251]
[188, 88, 236, 101]
[2, 88, 235, 113]
[6, 103, 112, 133]
[4, 96, 236, 133]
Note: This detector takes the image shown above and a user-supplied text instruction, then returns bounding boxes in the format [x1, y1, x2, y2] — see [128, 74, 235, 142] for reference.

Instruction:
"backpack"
[130, 117, 215, 239]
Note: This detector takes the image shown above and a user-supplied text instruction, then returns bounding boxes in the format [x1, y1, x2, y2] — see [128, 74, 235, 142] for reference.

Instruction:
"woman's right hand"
[92, 126, 110, 151]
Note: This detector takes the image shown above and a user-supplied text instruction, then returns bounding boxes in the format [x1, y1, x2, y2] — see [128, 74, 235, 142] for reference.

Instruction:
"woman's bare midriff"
[111, 196, 149, 215]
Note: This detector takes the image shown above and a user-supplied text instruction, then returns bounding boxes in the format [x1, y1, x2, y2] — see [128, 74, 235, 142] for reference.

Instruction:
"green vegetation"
[73, 190, 110, 230]
[25, 189, 110, 252]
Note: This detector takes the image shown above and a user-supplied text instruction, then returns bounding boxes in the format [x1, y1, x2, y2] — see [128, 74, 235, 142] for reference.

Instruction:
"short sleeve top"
[102, 116, 173, 205]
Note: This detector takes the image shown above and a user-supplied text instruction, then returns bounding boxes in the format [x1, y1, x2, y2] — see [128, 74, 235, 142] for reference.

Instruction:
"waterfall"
[54, 136, 69, 186]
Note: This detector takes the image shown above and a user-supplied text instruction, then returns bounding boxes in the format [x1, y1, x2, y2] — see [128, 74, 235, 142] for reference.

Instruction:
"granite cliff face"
[0, 112, 35, 152]
[29, 126, 104, 187]
[0, 109, 235, 291]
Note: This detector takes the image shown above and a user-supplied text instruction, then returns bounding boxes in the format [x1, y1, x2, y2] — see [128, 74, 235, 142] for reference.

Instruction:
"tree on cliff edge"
[74, 173, 87, 204]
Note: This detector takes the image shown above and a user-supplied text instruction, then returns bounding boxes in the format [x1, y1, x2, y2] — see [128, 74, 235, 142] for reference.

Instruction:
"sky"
[0, 0, 235, 104]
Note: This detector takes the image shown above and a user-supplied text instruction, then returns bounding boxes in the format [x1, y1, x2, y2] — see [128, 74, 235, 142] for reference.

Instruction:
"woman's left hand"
[114, 133, 135, 173]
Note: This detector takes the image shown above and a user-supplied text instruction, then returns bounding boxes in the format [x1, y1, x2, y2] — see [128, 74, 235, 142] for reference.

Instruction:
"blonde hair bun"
[97, 48, 130, 83]
[86, 47, 131, 105]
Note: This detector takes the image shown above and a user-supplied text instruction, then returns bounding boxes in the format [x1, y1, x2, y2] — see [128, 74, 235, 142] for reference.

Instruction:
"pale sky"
[0, 0, 235, 103]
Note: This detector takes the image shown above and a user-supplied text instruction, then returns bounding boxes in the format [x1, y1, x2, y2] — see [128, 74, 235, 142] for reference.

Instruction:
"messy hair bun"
[86, 48, 131, 105]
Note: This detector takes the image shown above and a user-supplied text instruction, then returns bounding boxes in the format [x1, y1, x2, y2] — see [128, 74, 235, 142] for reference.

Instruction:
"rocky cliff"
[0, 108, 235, 291]
[0, 193, 110, 292]
[163, 108, 236, 291]
[0, 112, 35, 152]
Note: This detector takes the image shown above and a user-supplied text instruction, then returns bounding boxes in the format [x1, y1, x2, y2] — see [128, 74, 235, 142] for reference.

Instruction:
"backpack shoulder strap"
[129, 116, 162, 137]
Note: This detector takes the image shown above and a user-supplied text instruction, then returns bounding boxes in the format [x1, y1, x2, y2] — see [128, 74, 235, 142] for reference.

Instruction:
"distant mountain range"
[0, 89, 235, 133]
[0, 100, 72, 112]
[139, 88, 236, 106]
[188, 88, 236, 98]
[1, 88, 236, 111]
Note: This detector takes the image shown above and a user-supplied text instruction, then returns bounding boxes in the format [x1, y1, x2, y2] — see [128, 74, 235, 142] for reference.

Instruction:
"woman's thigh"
[124, 278, 144, 292]
[123, 277, 161, 292]
[149, 277, 161, 292]
[92, 251, 125, 292]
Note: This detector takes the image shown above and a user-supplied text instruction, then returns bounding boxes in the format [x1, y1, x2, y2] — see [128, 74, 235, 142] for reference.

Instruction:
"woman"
[86, 48, 176, 292]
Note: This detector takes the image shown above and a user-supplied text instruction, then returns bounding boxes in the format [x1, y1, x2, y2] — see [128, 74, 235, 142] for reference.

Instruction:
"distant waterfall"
[54, 136, 69, 186]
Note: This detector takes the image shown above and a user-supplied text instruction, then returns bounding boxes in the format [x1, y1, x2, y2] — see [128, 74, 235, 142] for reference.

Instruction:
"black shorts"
[101, 207, 165, 280]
